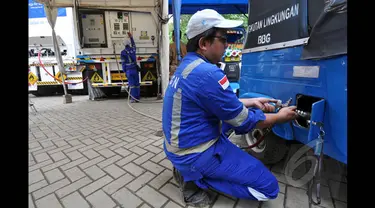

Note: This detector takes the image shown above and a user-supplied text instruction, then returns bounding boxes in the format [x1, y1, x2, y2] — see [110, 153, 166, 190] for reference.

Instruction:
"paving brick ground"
[29, 94, 347, 208]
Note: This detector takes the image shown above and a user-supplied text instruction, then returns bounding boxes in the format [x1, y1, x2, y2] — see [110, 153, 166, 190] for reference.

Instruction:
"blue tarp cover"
[29, 0, 66, 19]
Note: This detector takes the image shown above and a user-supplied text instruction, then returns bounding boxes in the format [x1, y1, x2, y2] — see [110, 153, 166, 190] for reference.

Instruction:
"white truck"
[28, 3, 88, 96]
[30, 0, 170, 98]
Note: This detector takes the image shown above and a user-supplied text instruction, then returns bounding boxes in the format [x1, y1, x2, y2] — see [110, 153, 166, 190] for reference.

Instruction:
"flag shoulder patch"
[218, 75, 229, 90]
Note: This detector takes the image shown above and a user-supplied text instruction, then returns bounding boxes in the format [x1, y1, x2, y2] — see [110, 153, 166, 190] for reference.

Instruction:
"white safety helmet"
[186, 9, 243, 39]
[123, 38, 131, 47]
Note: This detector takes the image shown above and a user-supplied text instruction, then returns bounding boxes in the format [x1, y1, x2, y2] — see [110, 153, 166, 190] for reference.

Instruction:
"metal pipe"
[160, 0, 169, 96]
[102, 63, 107, 83]
[52, 30, 68, 95]
[107, 63, 112, 84]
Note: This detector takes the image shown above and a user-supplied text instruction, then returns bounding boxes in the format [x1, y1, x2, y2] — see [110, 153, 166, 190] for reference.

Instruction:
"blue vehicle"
[238, 0, 347, 167]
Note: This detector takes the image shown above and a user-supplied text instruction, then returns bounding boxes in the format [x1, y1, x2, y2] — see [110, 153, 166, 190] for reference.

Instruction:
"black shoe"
[173, 167, 183, 184]
[173, 167, 214, 207]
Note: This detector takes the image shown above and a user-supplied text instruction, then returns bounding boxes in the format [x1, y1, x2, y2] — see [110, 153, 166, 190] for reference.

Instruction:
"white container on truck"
[28, 2, 87, 96]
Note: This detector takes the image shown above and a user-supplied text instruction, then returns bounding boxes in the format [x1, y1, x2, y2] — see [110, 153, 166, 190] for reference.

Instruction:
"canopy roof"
[169, 0, 248, 14]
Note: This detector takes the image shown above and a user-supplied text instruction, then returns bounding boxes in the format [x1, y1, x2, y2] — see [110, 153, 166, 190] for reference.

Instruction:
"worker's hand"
[252, 98, 278, 112]
[276, 106, 298, 123]
[127, 32, 133, 38]
[240, 98, 278, 112]
[262, 103, 276, 113]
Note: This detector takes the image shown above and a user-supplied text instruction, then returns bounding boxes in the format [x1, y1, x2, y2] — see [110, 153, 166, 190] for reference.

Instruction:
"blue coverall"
[162, 52, 279, 201]
[121, 37, 140, 101]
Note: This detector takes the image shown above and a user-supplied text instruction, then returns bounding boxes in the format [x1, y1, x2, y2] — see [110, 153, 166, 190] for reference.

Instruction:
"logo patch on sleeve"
[218, 75, 229, 90]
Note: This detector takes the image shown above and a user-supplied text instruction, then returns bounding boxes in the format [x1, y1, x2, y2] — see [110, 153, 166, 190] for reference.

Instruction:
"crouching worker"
[162, 9, 298, 207]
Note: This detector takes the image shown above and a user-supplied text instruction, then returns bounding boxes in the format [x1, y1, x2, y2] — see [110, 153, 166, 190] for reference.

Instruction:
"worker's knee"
[264, 176, 279, 200]
[267, 188, 279, 200]
[249, 175, 279, 201]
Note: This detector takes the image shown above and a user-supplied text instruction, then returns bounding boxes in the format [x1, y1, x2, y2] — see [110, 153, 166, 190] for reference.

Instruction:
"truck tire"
[79, 79, 89, 95]
[30, 92, 40, 97]
[242, 130, 288, 165]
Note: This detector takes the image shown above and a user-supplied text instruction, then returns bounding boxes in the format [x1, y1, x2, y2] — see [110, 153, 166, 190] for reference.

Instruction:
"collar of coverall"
[187, 52, 211, 64]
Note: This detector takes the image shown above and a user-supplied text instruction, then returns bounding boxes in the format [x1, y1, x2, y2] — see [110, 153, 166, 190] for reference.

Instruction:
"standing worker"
[169, 30, 187, 78]
[121, 32, 140, 102]
[162, 9, 298, 207]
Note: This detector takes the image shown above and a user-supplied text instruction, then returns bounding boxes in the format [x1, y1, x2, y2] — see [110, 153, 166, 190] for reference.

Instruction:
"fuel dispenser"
[218, 27, 246, 96]
[140, 60, 159, 97]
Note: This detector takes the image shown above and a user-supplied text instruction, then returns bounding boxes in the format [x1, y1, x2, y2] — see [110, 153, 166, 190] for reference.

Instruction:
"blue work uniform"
[121, 37, 140, 101]
[162, 52, 279, 201]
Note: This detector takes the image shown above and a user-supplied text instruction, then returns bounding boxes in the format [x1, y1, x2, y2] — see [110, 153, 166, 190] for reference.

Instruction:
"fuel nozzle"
[296, 110, 311, 120]
[283, 98, 293, 107]
[275, 98, 292, 110]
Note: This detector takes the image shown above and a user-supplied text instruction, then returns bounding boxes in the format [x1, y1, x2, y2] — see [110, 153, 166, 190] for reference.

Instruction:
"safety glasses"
[213, 35, 228, 44]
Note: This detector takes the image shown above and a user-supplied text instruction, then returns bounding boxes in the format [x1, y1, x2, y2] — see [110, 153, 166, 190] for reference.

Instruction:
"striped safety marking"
[29, 63, 76, 67]
[77, 57, 120, 61]
[79, 66, 86, 72]
[92, 81, 153, 87]
[66, 77, 83, 80]
[37, 81, 60, 85]
[76, 55, 157, 62]
[77, 57, 120, 60]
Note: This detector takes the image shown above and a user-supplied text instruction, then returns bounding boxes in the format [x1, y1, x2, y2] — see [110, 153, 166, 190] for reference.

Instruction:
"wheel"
[101, 87, 121, 97]
[81, 79, 88, 95]
[30, 92, 40, 97]
[242, 129, 288, 165]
